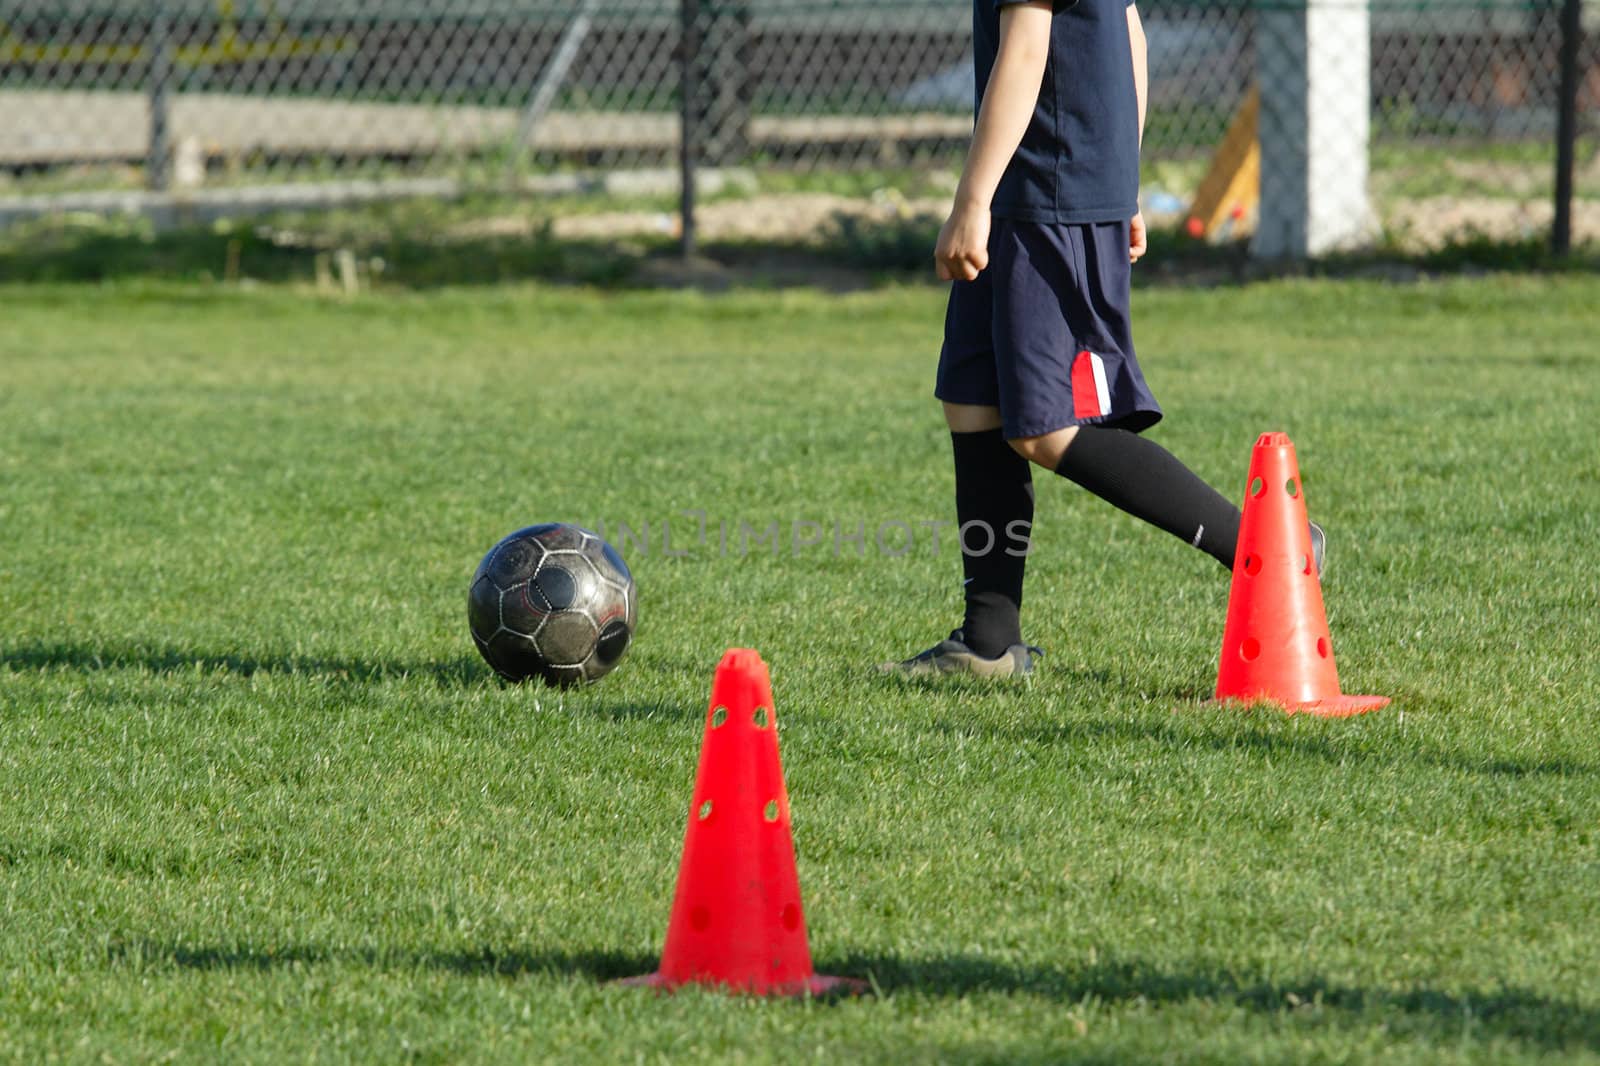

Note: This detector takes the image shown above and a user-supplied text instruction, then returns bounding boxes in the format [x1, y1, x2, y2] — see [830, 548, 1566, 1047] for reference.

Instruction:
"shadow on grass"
[109, 941, 1600, 1049]
[933, 698, 1599, 780]
[839, 954, 1600, 1051]
[876, 664, 1206, 704]
[0, 639, 489, 687]
[1, 638, 700, 719]
[0, 215, 874, 292]
[109, 942, 656, 981]
[1054, 663, 1211, 704]
[0, 220, 642, 288]
[587, 700, 703, 723]
[8, 209, 1594, 292]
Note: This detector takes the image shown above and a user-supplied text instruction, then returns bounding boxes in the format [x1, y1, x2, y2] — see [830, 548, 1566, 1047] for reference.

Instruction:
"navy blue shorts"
[936, 218, 1163, 440]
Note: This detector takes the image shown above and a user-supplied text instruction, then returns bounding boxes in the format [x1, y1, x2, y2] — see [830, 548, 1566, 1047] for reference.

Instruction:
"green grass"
[1, 276, 1598, 1063]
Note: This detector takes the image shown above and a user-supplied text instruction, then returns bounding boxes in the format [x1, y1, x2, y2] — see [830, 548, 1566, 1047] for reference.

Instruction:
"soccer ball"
[467, 523, 636, 686]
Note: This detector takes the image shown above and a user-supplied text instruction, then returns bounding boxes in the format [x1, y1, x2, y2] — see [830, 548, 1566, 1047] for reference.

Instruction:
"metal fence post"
[680, 0, 701, 260]
[147, 0, 175, 193]
[1552, 0, 1583, 257]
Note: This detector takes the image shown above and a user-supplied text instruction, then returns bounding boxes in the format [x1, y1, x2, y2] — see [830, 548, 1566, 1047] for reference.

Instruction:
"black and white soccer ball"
[467, 523, 636, 686]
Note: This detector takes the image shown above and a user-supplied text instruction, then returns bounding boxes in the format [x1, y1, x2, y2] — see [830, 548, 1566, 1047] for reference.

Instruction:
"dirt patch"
[553, 191, 950, 244]
[1387, 195, 1600, 249]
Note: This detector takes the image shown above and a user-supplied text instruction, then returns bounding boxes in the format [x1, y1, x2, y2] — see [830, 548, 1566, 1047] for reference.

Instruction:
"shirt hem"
[992, 202, 1139, 225]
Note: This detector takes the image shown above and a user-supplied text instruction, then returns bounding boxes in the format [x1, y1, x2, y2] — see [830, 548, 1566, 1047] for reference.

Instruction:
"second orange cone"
[621, 648, 864, 995]
[1214, 433, 1389, 717]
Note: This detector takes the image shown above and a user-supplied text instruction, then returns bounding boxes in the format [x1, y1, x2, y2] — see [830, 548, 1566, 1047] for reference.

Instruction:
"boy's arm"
[1128, 1, 1149, 262]
[935, 1, 1054, 282]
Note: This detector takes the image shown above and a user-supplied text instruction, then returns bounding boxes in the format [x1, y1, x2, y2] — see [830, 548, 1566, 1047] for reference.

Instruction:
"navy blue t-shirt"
[974, 0, 1141, 224]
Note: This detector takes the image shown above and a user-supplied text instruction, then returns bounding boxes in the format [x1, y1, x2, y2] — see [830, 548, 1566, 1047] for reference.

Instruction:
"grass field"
[2, 274, 1598, 1063]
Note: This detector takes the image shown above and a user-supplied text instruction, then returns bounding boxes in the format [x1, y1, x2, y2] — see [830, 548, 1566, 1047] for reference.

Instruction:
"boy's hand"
[936, 201, 991, 282]
[1130, 210, 1148, 264]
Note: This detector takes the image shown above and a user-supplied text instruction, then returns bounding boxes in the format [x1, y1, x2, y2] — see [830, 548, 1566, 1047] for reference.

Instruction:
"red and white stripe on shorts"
[1070, 350, 1112, 420]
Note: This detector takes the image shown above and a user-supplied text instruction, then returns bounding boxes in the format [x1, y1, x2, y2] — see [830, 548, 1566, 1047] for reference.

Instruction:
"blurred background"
[0, 0, 1593, 274]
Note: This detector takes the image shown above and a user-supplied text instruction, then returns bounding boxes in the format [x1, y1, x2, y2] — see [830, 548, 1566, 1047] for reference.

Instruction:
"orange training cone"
[1214, 433, 1389, 717]
[620, 648, 865, 995]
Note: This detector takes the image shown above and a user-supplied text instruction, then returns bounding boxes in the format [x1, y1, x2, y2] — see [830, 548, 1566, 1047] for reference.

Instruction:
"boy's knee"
[1007, 426, 1079, 468]
[1007, 435, 1052, 465]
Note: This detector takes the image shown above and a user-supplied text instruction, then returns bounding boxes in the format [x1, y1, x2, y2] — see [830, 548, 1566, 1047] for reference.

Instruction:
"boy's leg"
[945, 402, 1034, 659]
[882, 260, 1042, 677]
[985, 219, 1245, 571]
[1009, 424, 1242, 570]
[1009, 425, 1326, 574]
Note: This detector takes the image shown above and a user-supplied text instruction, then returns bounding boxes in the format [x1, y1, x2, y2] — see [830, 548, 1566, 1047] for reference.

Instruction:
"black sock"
[952, 429, 1033, 658]
[1054, 426, 1241, 568]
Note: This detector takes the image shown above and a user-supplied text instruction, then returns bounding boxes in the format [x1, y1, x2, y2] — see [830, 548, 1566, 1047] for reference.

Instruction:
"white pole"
[1253, 0, 1373, 259]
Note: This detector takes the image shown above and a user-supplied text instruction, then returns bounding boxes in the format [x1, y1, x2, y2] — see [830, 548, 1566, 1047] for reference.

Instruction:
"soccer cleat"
[878, 630, 1042, 679]
[1309, 521, 1326, 577]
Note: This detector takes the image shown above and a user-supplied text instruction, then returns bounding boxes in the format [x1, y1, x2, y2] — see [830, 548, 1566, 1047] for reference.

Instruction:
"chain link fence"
[0, 0, 1593, 253]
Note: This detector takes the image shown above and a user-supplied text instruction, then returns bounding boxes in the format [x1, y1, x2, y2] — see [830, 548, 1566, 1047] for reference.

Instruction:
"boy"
[884, 0, 1321, 677]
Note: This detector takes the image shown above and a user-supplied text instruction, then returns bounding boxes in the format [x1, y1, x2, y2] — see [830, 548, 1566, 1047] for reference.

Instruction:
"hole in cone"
[781, 904, 801, 931]
[1240, 638, 1261, 662]
[697, 800, 713, 821]
[1317, 637, 1331, 659]
[1286, 478, 1300, 498]
[711, 707, 728, 728]
[1243, 554, 1261, 576]
[763, 800, 780, 823]
[1249, 476, 1264, 498]
[690, 905, 711, 931]
[753, 706, 770, 729]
